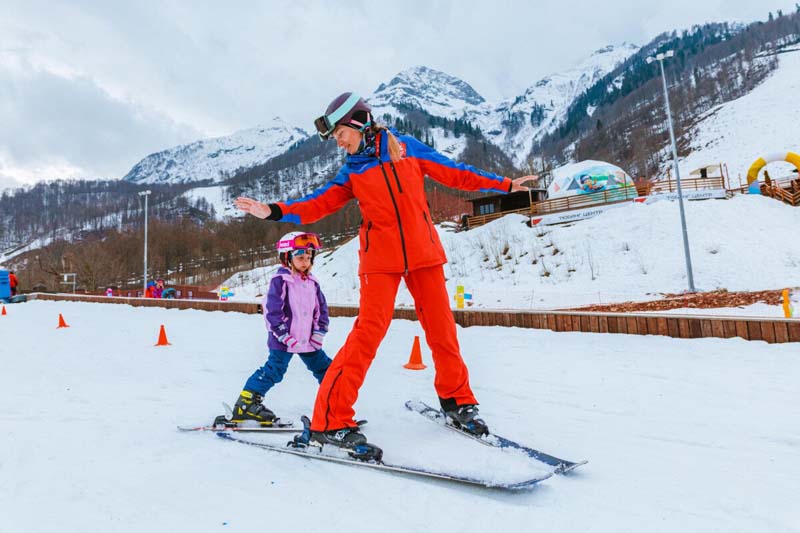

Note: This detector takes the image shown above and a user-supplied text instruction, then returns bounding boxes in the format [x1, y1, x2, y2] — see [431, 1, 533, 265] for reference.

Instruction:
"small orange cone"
[56, 313, 69, 328]
[155, 324, 171, 346]
[403, 335, 427, 370]
[1, 305, 6, 316]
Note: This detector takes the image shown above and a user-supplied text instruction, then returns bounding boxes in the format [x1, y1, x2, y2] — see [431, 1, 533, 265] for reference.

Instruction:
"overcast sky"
[1, 0, 796, 188]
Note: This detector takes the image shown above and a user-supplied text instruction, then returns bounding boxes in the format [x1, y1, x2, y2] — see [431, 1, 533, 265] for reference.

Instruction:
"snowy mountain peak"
[370, 65, 485, 115]
[464, 42, 640, 167]
[123, 117, 309, 184]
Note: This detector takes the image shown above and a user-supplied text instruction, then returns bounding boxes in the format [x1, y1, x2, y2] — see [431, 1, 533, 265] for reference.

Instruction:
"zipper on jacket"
[389, 161, 403, 193]
[364, 220, 372, 252]
[377, 160, 409, 273]
[423, 212, 435, 243]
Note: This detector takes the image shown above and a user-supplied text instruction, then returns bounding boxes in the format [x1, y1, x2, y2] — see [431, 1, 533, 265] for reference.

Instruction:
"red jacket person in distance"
[235, 92, 536, 454]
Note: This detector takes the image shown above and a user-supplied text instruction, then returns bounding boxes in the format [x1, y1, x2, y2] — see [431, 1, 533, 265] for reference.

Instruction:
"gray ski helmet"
[313, 92, 372, 140]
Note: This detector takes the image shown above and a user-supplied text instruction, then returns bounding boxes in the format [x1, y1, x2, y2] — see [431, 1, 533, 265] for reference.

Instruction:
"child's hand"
[310, 332, 325, 350]
[280, 334, 299, 350]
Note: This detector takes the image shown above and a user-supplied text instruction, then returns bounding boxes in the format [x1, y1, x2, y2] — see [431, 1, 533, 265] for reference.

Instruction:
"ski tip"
[555, 460, 588, 474]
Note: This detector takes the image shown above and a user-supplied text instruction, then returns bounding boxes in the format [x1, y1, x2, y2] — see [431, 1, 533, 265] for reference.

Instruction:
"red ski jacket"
[269, 130, 512, 274]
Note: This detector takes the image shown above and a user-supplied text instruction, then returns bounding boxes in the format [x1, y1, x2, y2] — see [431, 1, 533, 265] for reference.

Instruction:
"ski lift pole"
[648, 50, 696, 293]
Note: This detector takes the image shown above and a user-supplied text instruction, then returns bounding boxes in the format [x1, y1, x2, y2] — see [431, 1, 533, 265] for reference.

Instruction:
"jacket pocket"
[423, 212, 435, 243]
[364, 220, 373, 252]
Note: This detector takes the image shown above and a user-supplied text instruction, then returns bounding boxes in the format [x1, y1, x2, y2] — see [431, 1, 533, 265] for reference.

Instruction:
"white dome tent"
[547, 160, 635, 200]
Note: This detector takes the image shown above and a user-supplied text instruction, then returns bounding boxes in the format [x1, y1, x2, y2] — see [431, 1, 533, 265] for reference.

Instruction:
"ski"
[178, 424, 297, 433]
[405, 400, 587, 474]
[215, 427, 551, 490]
[178, 413, 296, 433]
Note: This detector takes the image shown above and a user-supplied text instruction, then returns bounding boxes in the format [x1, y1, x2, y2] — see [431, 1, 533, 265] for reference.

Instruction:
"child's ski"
[178, 410, 295, 432]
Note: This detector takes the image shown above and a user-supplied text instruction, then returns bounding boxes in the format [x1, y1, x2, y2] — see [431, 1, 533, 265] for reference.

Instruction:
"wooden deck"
[465, 177, 728, 229]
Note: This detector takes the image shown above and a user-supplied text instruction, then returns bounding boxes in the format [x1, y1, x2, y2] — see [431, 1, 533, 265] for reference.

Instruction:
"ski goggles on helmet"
[314, 93, 363, 140]
[277, 232, 322, 252]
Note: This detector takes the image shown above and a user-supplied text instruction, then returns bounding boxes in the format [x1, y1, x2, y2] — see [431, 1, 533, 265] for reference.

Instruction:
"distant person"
[154, 279, 165, 298]
[229, 232, 332, 427]
[235, 91, 536, 456]
[9, 271, 18, 296]
[161, 287, 177, 299]
[105, 287, 113, 297]
[145, 281, 157, 298]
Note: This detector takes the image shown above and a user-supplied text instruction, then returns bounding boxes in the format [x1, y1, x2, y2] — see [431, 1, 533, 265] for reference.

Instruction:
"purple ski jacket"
[264, 267, 329, 353]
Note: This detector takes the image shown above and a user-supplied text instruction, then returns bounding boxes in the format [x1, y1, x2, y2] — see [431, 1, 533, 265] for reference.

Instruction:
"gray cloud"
[1, 0, 796, 183]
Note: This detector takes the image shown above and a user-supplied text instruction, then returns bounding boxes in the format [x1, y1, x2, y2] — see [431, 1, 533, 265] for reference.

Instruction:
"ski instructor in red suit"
[236, 92, 536, 457]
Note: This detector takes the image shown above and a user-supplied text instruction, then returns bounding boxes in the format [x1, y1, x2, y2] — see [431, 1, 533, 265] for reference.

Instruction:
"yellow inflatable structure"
[746, 152, 800, 191]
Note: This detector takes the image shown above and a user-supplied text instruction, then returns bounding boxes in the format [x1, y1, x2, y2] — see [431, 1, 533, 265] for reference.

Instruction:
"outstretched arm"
[403, 135, 537, 194]
[234, 171, 355, 224]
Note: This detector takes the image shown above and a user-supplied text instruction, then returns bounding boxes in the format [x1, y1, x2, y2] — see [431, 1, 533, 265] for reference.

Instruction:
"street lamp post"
[138, 190, 152, 296]
[647, 50, 696, 293]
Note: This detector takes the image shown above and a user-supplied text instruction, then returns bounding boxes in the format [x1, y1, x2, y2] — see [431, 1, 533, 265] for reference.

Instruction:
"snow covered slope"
[227, 194, 800, 313]
[679, 48, 800, 183]
[465, 43, 639, 167]
[2, 300, 797, 532]
[122, 47, 638, 188]
[123, 117, 309, 184]
[369, 47, 639, 167]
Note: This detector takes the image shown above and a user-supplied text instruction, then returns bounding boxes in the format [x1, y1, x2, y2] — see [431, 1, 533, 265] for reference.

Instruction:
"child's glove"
[309, 331, 325, 350]
[279, 334, 300, 350]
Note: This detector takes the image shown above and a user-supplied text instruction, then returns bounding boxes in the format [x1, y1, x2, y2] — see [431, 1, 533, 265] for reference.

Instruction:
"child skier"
[230, 231, 332, 426]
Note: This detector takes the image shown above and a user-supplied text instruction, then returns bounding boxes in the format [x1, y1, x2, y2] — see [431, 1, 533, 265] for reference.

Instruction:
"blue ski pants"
[243, 349, 331, 396]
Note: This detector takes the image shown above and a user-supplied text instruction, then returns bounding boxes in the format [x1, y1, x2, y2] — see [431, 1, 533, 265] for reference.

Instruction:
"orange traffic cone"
[155, 324, 171, 346]
[403, 335, 427, 370]
[56, 313, 69, 328]
[1, 305, 6, 316]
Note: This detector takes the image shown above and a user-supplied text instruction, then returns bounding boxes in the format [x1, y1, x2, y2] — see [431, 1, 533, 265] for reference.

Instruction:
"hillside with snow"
[678, 47, 800, 183]
[123, 117, 309, 185]
[466, 43, 640, 167]
[225, 194, 800, 314]
[121, 45, 638, 188]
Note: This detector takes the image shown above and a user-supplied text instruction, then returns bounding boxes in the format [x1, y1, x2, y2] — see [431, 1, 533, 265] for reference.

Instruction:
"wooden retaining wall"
[26, 293, 800, 344]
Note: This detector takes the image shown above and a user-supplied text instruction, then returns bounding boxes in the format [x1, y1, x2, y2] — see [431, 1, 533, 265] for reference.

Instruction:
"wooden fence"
[27, 293, 799, 344]
[762, 180, 800, 206]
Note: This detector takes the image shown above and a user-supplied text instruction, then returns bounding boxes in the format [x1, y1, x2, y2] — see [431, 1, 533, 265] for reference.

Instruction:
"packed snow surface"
[679, 49, 800, 183]
[1, 300, 798, 532]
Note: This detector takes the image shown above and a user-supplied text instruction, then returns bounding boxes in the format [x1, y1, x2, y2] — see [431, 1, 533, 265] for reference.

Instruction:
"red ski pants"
[310, 264, 477, 431]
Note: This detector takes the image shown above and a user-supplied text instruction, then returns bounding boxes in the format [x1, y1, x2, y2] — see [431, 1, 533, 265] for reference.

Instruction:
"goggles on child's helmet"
[313, 92, 372, 141]
[277, 232, 322, 267]
[276, 232, 322, 252]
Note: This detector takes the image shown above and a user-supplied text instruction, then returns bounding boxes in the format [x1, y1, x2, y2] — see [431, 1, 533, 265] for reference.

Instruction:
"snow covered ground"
[225, 194, 800, 315]
[679, 48, 800, 184]
[1, 300, 798, 532]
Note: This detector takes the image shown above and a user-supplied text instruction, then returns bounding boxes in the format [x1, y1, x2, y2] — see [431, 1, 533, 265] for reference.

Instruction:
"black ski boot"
[444, 404, 489, 437]
[310, 425, 383, 462]
[230, 390, 277, 427]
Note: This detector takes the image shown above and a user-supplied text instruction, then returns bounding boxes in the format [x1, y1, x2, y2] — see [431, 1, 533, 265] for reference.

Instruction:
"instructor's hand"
[235, 197, 271, 219]
[510, 175, 539, 192]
